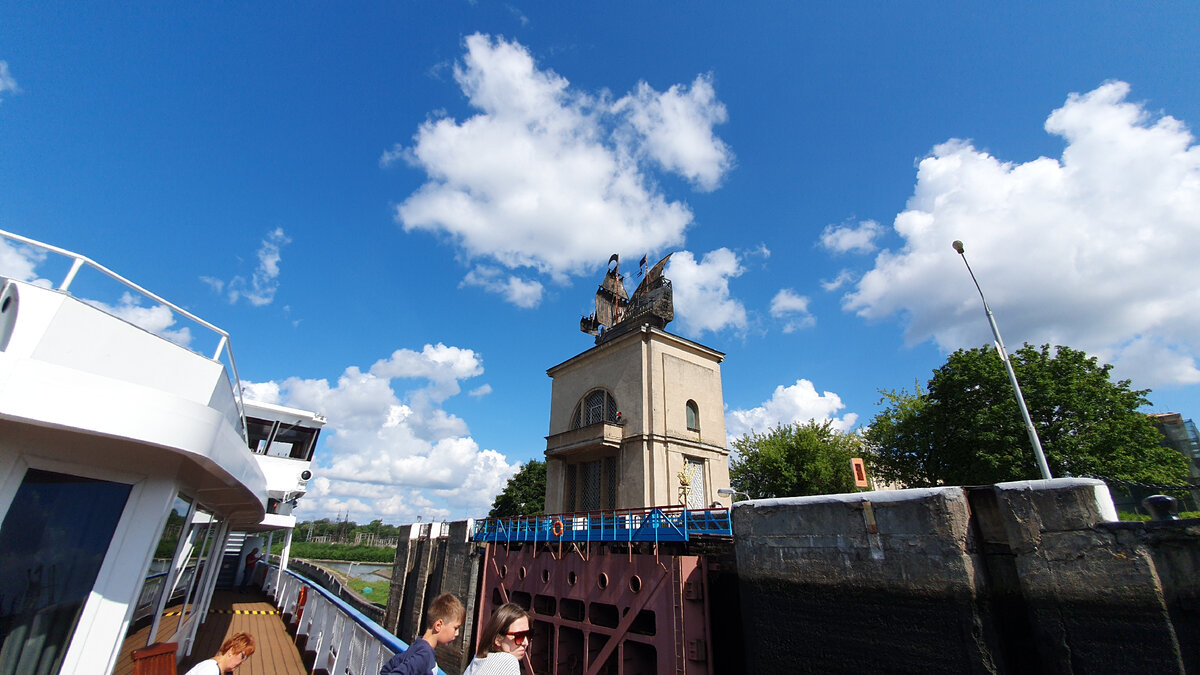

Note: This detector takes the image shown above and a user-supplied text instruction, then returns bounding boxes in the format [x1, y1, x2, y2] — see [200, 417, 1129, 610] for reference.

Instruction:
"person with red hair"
[183, 632, 255, 674]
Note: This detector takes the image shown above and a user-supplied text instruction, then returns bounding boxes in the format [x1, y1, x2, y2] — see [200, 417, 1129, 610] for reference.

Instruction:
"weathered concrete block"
[732, 487, 1001, 673]
[993, 479, 1186, 673]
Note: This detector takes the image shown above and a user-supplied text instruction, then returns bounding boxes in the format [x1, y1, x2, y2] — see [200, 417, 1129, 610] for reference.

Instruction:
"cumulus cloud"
[613, 75, 734, 191]
[667, 248, 748, 335]
[770, 289, 815, 333]
[0, 61, 19, 102]
[461, 265, 544, 308]
[820, 219, 884, 254]
[842, 81, 1200, 390]
[245, 344, 519, 523]
[204, 228, 291, 306]
[392, 33, 734, 301]
[725, 379, 859, 443]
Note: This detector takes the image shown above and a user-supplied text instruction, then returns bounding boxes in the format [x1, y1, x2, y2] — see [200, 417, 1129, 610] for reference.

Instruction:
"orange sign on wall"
[851, 457, 869, 488]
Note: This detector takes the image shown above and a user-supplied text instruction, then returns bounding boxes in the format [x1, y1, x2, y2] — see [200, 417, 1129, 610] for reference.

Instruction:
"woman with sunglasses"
[463, 602, 531, 675]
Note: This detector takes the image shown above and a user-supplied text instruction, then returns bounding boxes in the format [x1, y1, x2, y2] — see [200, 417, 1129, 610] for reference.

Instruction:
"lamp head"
[952, 240, 965, 254]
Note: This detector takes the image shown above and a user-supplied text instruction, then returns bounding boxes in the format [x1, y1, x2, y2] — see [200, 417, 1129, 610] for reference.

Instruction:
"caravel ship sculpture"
[579, 253, 674, 344]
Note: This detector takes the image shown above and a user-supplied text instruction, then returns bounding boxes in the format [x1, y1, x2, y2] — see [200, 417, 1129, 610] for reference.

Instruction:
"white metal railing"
[269, 566, 446, 675]
[0, 228, 248, 440]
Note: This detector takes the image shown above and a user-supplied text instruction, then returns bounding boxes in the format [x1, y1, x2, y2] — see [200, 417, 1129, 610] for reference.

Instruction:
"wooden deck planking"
[112, 590, 306, 675]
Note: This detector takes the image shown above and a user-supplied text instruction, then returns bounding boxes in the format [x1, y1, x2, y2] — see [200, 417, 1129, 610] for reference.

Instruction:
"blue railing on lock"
[472, 505, 732, 543]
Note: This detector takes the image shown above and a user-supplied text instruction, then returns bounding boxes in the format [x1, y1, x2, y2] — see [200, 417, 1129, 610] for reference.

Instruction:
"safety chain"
[1080, 474, 1200, 493]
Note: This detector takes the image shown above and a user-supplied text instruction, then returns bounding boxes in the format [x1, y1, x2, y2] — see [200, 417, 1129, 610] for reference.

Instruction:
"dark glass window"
[246, 417, 320, 461]
[686, 400, 700, 431]
[270, 423, 319, 461]
[0, 469, 131, 673]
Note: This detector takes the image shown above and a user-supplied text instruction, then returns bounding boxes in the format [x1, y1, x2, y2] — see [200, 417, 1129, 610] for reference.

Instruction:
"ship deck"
[114, 590, 306, 675]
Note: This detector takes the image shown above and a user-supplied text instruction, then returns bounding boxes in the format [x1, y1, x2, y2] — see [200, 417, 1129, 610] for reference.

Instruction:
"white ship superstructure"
[0, 229, 323, 673]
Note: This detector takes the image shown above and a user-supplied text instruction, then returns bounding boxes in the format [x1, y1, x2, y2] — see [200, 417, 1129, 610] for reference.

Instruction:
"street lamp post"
[952, 240, 1053, 480]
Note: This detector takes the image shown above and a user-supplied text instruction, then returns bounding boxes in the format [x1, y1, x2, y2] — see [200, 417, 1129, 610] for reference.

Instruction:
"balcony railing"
[472, 505, 732, 544]
[269, 566, 444, 675]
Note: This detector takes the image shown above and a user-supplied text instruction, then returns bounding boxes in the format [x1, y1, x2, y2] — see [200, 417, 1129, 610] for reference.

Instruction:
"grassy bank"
[271, 540, 395, 562]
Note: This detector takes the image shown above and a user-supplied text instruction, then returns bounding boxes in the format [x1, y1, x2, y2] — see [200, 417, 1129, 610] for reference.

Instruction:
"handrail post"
[60, 256, 84, 291]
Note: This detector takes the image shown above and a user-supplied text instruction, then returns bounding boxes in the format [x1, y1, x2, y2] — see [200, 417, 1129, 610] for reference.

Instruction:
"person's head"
[425, 593, 466, 645]
[214, 632, 255, 671]
[475, 603, 531, 660]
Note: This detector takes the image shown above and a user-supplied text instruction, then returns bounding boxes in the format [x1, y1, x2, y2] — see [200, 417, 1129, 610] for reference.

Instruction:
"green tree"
[488, 459, 547, 517]
[864, 344, 1189, 487]
[730, 420, 864, 498]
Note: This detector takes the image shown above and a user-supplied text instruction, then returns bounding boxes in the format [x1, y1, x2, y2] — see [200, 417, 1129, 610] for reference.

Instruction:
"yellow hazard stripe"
[162, 609, 279, 616]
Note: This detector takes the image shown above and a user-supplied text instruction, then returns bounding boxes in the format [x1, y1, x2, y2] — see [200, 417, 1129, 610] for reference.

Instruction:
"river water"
[317, 561, 392, 580]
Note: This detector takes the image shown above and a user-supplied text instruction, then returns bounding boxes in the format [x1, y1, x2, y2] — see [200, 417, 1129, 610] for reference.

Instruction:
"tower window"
[686, 400, 700, 431]
[571, 389, 619, 429]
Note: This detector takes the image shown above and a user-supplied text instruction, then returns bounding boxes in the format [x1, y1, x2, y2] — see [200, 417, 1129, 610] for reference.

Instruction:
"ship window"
[686, 400, 700, 431]
[0, 469, 132, 674]
[570, 389, 619, 430]
[246, 417, 320, 461]
[246, 417, 276, 453]
[270, 423, 320, 461]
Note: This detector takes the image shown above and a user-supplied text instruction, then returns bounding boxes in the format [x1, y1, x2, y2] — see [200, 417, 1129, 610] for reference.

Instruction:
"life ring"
[294, 586, 308, 622]
[551, 519, 564, 537]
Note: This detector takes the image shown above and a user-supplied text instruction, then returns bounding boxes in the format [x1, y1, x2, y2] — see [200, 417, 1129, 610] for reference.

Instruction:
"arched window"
[686, 400, 699, 431]
[570, 389, 619, 429]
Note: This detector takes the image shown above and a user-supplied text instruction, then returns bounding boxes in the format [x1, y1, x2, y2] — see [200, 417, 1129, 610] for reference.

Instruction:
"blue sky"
[3, 3, 1199, 523]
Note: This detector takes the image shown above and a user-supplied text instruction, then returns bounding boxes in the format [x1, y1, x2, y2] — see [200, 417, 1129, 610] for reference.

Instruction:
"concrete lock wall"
[731, 478, 1200, 674]
[383, 521, 483, 675]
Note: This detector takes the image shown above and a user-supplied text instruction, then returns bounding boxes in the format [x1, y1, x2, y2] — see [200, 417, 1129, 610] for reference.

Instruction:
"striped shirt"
[462, 651, 521, 675]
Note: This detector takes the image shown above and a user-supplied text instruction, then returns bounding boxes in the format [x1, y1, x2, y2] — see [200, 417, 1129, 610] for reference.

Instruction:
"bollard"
[1141, 494, 1180, 521]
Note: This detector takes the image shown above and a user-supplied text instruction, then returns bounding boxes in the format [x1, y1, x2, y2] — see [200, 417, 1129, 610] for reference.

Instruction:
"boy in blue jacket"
[381, 593, 465, 675]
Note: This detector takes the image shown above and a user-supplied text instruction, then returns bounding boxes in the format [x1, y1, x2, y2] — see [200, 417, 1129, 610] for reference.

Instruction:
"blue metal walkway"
[472, 506, 732, 543]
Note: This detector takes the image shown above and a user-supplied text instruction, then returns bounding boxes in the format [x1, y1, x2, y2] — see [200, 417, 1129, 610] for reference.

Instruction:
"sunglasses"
[505, 630, 532, 644]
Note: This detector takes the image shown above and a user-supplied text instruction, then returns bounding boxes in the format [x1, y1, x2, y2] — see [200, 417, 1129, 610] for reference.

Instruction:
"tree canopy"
[730, 420, 864, 498]
[488, 459, 547, 518]
[864, 344, 1189, 487]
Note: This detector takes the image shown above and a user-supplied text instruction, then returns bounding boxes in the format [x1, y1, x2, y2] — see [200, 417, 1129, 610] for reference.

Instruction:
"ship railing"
[0, 228, 248, 441]
[131, 564, 198, 625]
[472, 505, 732, 543]
[268, 565, 446, 675]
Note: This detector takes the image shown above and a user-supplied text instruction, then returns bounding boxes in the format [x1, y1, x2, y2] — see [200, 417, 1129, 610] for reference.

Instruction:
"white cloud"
[0, 61, 19, 101]
[820, 219, 884, 254]
[820, 269, 855, 292]
[613, 74, 734, 191]
[393, 33, 733, 295]
[245, 344, 519, 523]
[86, 292, 193, 347]
[843, 81, 1200, 390]
[667, 248, 747, 335]
[461, 265, 544, 308]
[726, 379, 859, 443]
[469, 384, 493, 397]
[770, 289, 815, 333]
[206, 228, 291, 306]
